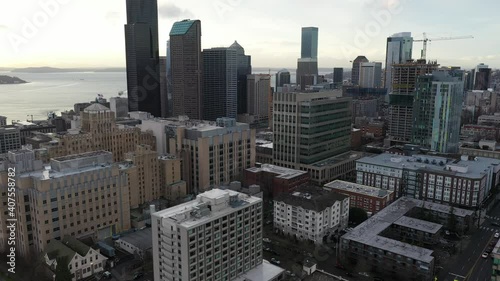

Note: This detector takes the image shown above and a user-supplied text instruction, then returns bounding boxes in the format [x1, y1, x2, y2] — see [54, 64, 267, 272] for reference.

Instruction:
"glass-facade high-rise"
[229, 41, 251, 115]
[385, 32, 413, 93]
[351, 56, 369, 86]
[124, 0, 161, 117]
[202, 48, 238, 121]
[301, 27, 319, 59]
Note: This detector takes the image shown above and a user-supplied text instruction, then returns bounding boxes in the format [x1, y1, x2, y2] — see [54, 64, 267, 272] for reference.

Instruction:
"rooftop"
[118, 228, 152, 251]
[357, 153, 500, 179]
[234, 260, 284, 281]
[153, 189, 261, 229]
[246, 164, 307, 180]
[170, 19, 197, 36]
[324, 180, 393, 198]
[53, 150, 111, 162]
[310, 151, 363, 168]
[274, 185, 348, 212]
[84, 103, 110, 112]
[393, 216, 442, 234]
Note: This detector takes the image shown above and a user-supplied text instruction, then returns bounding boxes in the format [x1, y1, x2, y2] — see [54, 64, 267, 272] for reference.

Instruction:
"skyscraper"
[202, 47, 238, 121]
[384, 32, 413, 92]
[474, 63, 492, 90]
[359, 62, 382, 88]
[297, 27, 319, 87]
[412, 71, 463, 153]
[166, 40, 173, 117]
[387, 60, 439, 145]
[301, 27, 319, 59]
[333, 67, 344, 87]
[229, 41, 252, 115]
[351, 56, 369, 85]
[247, 74, 271, 123]
[275, 69, 291, 91]
[124, 0, 161, 117]
[170, 20, 203, 119]
[159, 56, 168, 117]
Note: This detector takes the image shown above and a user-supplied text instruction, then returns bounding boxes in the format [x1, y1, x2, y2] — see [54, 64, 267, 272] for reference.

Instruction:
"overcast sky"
[1, 0, 499, 69]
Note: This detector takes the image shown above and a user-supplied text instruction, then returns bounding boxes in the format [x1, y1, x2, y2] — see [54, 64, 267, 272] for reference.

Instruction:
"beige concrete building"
[141, 116, 255, 193]
[159, 154, 187, 203]
[38, 104, 156, 162]
[0, 149, 131, 258]
[247, 74, 271, 124]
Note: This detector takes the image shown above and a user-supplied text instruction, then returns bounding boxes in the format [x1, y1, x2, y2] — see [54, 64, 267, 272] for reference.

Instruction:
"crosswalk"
[485, 215, 500, 221]
[480, 226, 500, 232]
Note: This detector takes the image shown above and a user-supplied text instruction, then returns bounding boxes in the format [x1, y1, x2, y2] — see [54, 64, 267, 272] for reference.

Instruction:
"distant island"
[11, 66, 126, 73]
[0, 75, 28, 84]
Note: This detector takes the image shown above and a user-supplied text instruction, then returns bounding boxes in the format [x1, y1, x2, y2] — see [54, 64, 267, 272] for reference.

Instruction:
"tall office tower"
[0, 116, 6, 126]
[124, 0, 161, 117]
[384, 32, 413, 92]
[474, 63, 492, 90]
[110, 96, 129, 118]
[297, 27, 319, 88]
[387, 60, 439, 145]
[202, 47, 238, 121]
[301, 27, 319, 59]
[273, 91, 351, 168]
[152, 189, 283, 281]
[247, 74, 271, 123]
[159, 56, 168, 117]
[412, 72, 464, 153]
[166, 40, 173, 117]
[229, 41, 252, 115]
[358, 62, 382, 88]
[170, 20, 203, 119]
[333, 67, 344, 87]
[351, 56, 369, 85]
[467, 69, 476, 90]
[275, 69, 291, 90]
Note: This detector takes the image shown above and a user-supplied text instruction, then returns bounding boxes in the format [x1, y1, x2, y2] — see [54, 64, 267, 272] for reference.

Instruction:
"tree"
[55, 257, 73, 281]
[349, 207, 368, 225]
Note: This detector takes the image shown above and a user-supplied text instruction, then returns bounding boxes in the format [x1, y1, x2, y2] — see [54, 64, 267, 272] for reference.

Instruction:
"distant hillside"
[11, 66, 126, 73]
[0, 75, 27, 84]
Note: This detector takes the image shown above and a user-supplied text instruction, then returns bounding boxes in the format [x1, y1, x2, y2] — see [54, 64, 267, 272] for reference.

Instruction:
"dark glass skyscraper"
[301, 27, 319, 59]
[229, 41, 251, 115]
[202, 48, 237, 121]
[170, 20, 203, 120]
[124, 0, 161, 117]
[333, 67, 343, 87]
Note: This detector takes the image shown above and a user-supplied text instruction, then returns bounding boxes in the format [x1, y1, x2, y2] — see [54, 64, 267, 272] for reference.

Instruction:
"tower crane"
[414, 32, 474, 60]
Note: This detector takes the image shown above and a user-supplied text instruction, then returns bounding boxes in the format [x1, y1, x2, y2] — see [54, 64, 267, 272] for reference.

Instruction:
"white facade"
[359, 62, 382, 88]
[273, 192, 349, 243]
[152, 189, 265, 281]
[45, 244, 107, 281]
[247, 74, 271, 122]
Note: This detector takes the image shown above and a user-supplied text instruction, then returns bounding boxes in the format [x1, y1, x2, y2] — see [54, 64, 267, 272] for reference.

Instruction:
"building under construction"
[386, 59, 439, 146]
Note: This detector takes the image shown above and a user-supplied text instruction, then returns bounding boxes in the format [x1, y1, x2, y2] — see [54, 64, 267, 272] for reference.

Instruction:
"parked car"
[263, 238, 271, 243]
[482, 252, 489, 258]
[495, 232, 500, 238]
[102, 271, 112, 279]
[270, 258, 281, 265]
[491, 222, 500, 227]
[133, 272, 144, 280]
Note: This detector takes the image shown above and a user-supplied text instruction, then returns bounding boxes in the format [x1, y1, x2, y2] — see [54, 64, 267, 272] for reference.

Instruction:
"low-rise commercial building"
[324, 180, 394, 214]
[245, 163, 309, 198]
[0, 126, 21, 153]
[273, 186, 349, 243]
[115, 227, 152, 258]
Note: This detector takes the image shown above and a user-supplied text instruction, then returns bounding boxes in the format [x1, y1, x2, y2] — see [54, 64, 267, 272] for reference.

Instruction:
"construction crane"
[414, 32, 474, 60]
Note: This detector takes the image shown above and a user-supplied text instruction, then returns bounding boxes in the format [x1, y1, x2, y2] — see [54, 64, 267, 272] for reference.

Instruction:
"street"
[438, 202, 500, 281]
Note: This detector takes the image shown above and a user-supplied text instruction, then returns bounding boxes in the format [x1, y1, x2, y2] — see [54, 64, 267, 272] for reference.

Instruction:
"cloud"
[158, 3, 193, 19]
[105, 11, 121, 25]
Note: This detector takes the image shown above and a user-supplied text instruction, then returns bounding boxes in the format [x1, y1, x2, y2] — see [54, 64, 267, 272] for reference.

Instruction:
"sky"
[1, 0, 499, 69]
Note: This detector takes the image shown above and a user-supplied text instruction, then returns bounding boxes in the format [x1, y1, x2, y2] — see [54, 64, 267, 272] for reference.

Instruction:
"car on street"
[263, 238, 271, 243]
[495, 232, 500, 238]
[487, 247, 493, 253]
[492, 222, 500, 227]
[482, 252, 489, 258]
[270, 258, 281, 265]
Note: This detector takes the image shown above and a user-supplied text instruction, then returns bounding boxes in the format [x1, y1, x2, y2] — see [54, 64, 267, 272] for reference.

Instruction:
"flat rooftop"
[357, 153, 500, 179]
[153, 189, 261, 229]
[393, 216, 442, 234]
[52, 150, 111, 162]
[118, 228, 152, 251]
[246, 164, 307, 180]
[324, 180, 393, 198]
[342, 197, 473, 263]
[309, 151, 363, 168]
[274, 185, 348, 212]
[234, 260, 284, 281]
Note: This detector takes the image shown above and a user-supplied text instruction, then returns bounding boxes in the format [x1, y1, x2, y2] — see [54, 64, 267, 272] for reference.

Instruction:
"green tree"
[349, 207, 368, 225]
[55, 257, 73, 281]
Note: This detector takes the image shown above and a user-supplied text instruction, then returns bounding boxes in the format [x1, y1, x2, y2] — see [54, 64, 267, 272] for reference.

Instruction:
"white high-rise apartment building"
[152, 189, 284, 281]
